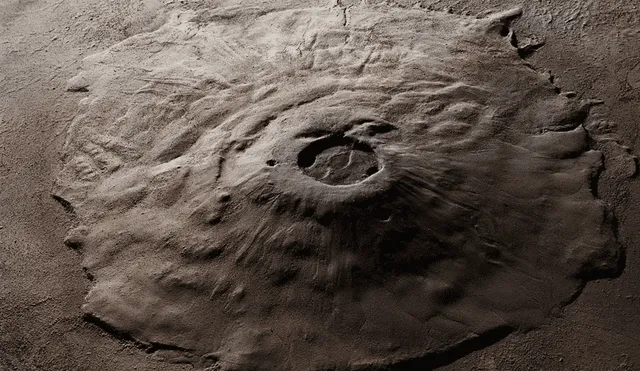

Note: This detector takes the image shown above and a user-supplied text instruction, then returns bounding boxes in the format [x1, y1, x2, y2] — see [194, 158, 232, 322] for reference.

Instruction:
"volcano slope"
[54, 4, 623, 370]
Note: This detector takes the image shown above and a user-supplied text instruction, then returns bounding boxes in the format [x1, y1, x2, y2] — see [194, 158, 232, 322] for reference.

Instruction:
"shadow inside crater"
[298, 134, 380, 185]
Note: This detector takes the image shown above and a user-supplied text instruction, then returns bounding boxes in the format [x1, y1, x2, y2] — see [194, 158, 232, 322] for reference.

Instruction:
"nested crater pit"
[297, 135, 380, 185]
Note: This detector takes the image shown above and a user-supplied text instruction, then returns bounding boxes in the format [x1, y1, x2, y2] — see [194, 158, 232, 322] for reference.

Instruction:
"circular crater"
[297, 135, 380, 185]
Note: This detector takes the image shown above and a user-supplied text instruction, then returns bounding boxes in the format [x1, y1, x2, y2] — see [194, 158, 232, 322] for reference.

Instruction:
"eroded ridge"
[55, 4, 623, 370]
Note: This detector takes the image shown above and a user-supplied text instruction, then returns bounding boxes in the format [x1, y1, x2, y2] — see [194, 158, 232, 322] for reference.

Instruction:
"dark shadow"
[318, 326, 514, 371]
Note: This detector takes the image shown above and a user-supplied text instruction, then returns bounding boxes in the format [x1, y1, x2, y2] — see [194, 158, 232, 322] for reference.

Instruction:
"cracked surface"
[54, 4, 623, 370]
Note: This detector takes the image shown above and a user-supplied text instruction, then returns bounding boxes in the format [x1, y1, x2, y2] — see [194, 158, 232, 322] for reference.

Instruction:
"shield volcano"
[55, 4, 622, 370]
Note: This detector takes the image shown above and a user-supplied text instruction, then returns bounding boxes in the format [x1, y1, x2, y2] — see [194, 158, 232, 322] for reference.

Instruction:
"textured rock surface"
[51, 3, 623, 370]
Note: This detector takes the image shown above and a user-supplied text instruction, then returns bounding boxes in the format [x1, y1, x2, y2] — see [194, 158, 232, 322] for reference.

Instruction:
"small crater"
[207, 213, 222, 225]
[218, 192, 231, 203]
[373, 207, 392, 222]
